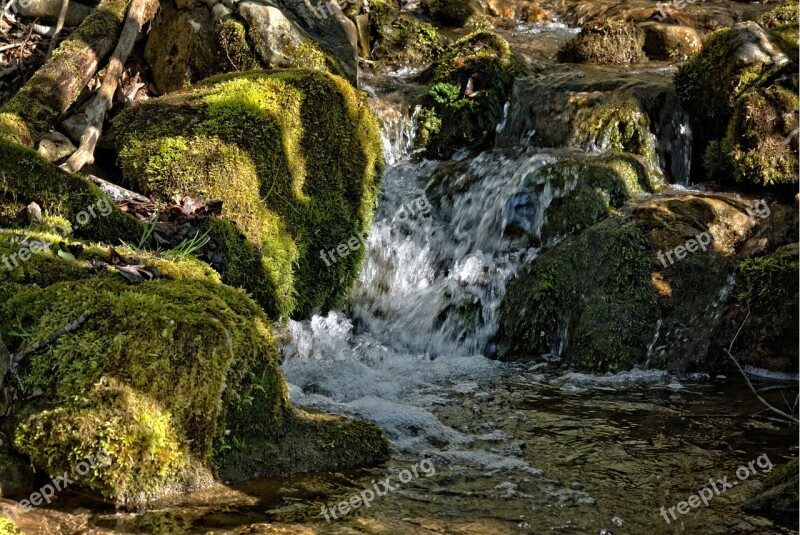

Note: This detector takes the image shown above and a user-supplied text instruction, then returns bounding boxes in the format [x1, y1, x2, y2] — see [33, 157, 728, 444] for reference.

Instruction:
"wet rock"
[0, 452, 32, 498]
[273, 0, 360, 84]
[558, 21, 645, 64]
[238, 0, 330, 70]
[676, 21, 797, 186]
[496, 67, 691, 183]
[640, 22, 701, 60]
[416, 31, 525, 158]
[502, 152, 664, 246]
[493, 193, 795, 373]
[743, 457, 799, 526]
[485, 0, 551, 22]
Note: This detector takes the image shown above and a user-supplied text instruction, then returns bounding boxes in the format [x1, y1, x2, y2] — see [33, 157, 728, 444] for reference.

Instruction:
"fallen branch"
[725, 309, 799, 425]
[10, 314, 90, 368]
[60, 0, 154, 173]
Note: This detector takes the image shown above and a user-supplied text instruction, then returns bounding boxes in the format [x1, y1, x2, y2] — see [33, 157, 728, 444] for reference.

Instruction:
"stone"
[640, 22, 701, 60]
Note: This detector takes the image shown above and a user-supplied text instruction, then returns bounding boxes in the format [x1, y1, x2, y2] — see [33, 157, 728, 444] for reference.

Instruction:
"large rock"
[558, 21, 645, 64]
[238, 1, 346, 74]
[272, 0, 360, 83]
[496, 66, 690, 183]
[492, 193, 797, 373]
[144, 0, 261, 94]
[114, 70, 384, 319]
[676, 21, 797, 186]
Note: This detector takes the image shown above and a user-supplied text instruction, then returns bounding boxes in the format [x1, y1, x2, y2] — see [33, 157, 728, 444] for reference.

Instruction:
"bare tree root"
[725, 309, 799, 425]
[0, 0, 133, 146]
[61, 0, 156, 173]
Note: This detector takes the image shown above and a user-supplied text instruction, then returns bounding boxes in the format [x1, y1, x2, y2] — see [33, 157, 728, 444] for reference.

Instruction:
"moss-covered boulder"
[492, 194, 795, 373]
[0, 234, 389, 505]
[676, 21, 797, 187]
[501, 152, 664, 246]
[639, 22, 701, 60]
[369, 0, 442, 62]
[705, 85, 798, 187]
[416, 31, 525, 158]
[144, 0, 262, 95]
[743, 457, 799, 526]
[720, 243, 799, 373]
[114, 70, 383, 319]
[558, 21, 645, 64]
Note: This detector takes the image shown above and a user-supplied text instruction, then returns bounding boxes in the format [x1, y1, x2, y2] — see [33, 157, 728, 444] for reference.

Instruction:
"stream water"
[10, 17, 798, 535]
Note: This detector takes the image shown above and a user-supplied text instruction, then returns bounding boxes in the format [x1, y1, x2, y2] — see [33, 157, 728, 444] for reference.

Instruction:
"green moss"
[216, 17, 262, 73]
[558, 21, 645, 64]
[0, 518, 21, 535]
[536, 153, 664, 243]
[417, 31, 524, 157]
[369, 0, 442, 62]
[571, 96, 661, 171]
[15, 378, 206, 505]
[114, 70, 383, 319]
[707, 85, 799, 187]
[765, 457, 799, 488]
[0, 139, 143, 245]
[759, 0, 799, 30]
[423, 0, 487, 28]
[495, 217, 657, 371]
[676, 26, 769, 139]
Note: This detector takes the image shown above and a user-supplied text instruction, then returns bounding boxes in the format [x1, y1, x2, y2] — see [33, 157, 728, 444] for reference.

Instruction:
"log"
[61, 0, 157, 173]
[0, 0, 133, 146]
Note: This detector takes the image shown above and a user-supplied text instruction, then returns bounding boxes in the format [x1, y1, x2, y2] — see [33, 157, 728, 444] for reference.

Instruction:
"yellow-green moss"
[417, 31, 524, 157]
[558, 21, 645, 64]
[15, 378, 206, 505]
[706, 85, 799, 187]
[0, 518, 21, 535]
[114, 70, 384, 318]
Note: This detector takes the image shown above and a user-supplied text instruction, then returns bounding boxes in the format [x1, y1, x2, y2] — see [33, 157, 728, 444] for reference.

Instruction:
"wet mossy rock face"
[417, 31, 525, 158]
[501, 152, 664, 246]
[676, 20, 799, 188]
[369, 0, 442, 62]
[493, 194, 796, 373]
[114, 70, 384, 319]
[724, 243, 799, 373]
[558, 21, 645, 64]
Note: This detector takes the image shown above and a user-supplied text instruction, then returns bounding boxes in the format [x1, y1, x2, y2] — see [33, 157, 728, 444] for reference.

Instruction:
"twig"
[10, 313, 89, 368]
[60, 0, 152, 173]
[725, 309, 799, 425]
[45, 0, 68, 58]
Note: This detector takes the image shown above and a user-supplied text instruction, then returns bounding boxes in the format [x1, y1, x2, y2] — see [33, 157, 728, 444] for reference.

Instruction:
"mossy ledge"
[114, 69, 384, 319]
